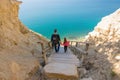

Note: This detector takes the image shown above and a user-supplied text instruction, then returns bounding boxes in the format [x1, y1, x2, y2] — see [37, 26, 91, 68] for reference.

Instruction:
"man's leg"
[57, 43, 60, 52]
[54, 44, 57, 52]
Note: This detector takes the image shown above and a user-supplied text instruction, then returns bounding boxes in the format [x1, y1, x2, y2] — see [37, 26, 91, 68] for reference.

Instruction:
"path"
[43, 47, 80, 80]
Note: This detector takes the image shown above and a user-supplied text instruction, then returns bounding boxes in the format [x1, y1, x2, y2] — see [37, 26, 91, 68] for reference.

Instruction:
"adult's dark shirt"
[51, 33, 60, 44]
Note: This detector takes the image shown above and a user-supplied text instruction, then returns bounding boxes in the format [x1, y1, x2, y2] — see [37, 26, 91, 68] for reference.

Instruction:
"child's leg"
[64, 46, 67, 52]
[66, 46, 67, 51]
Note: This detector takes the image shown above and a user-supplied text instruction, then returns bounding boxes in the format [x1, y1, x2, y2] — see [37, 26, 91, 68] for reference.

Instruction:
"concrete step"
[44, 47, 80, 79]
[48, 58, 80, 67]
[44, 63, 78, 80]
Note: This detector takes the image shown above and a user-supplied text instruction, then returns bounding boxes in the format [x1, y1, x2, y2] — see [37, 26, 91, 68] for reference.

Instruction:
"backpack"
[52, 34, 59, 43]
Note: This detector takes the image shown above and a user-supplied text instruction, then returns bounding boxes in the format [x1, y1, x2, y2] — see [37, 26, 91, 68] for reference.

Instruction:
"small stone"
[79, 68, 87, 78]
[115, 55, 120, 60]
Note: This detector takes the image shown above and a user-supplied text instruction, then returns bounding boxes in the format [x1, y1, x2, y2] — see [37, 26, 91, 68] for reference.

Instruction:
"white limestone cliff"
[85, 8, 120, 80]
[86, 9, 120, 45]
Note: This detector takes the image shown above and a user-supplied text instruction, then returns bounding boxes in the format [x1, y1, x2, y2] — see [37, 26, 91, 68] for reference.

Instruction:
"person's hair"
[54, 29, 57, 33]
[64, 37, 67, 43]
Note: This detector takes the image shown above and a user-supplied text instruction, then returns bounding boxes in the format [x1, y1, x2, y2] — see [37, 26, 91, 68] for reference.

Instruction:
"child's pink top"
[63, 41, 69, 46]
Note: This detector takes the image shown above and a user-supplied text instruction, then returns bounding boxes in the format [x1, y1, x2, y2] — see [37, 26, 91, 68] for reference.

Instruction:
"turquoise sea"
[19, 0, 120, 40]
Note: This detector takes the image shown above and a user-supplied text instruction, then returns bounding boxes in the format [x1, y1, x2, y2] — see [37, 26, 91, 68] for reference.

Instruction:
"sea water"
[19, 0, 120, 40]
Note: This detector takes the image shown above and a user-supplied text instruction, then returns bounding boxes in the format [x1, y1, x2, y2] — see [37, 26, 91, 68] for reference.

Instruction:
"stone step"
[50, 54, 77, 59]
[44, 47, 80, 79]
[81, 77, 93, 80]
[44, 63, 79, 80]
[48, 58, 80, 67]
[48, 57, 79, 62]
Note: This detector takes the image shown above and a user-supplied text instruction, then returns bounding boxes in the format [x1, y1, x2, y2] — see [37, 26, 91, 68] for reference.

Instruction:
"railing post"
[42, 51, 47, 64]
[37, 42, 47, 64]
[71, 41, 73, 46]
[76, 42, 78, 47]
[48, 42, 52, 48]
[85, 43, 89, 51]
[41, 43, 44, 50]
[37, 41, 52, 65]
[43, 42, 52, 65]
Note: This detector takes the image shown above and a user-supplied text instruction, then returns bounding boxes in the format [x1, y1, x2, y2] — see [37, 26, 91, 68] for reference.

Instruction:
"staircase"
[43, 47, 80, 80]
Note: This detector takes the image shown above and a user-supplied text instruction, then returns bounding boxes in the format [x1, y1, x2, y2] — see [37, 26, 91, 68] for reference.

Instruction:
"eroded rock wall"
[85, 9, 120, 80]
[0, 0, 48, 80]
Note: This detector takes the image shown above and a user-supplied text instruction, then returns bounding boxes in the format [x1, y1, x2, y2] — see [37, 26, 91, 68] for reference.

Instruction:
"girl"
[63, 37, 69, 52]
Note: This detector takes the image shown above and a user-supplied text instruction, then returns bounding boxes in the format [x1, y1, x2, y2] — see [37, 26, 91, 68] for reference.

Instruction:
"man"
[51, 29, 61, 53]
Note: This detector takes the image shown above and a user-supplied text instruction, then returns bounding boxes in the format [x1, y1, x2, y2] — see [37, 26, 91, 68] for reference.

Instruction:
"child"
[63, 37, 69, 52]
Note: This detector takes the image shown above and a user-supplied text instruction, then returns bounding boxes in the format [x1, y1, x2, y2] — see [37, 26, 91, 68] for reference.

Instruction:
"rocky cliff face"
[85, 9, 120, 79]
[0, 0, 48, 80]
[0, 0, 28, 49]
[86, 9, 120, 46]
